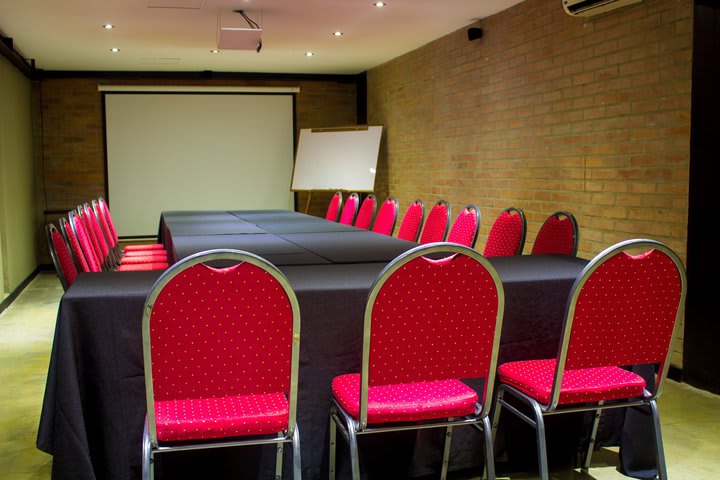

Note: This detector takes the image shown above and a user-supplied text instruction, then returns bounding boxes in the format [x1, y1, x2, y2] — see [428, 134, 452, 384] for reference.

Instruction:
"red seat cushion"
[155, 392, 289, 442]
[498, 359, 646, 405]
[117, 262, 168, 271]
[123, 249, 167, 258]
[125, 243, 165, 251]
[332, 373, 478, 424]
[121, 254, 167, 264]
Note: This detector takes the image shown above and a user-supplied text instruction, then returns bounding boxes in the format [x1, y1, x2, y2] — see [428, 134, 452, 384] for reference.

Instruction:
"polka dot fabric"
[354, 196, 376, 230]
[84, 207, 110, 259]
[565, 249, 682, 369]
[368, 253, 500, 385]
[532, 215, 575, 255]
[484, 211, 523, 257]
[447, 208, 479, 247]
[397, 201, 424, 242]
[325, 192, 342, 221]
[498, 359, 646, 405]
[118, 262, 168, 271]
[371, 198, 398, 236]
[339, 194, 359, 225]
[80, 210, 105, 267]
[124, 243, 165, 252]
[418, 202, 449, 244]
[332, 374, 477, 424]
[72, 215, 102, 272]
[50, 228, 78, 286]
[155, 392, 289, 442]
[149, 262, 293, 404]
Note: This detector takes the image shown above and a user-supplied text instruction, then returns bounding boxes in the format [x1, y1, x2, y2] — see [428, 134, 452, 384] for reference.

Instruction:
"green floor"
[1, 272, 718, 479]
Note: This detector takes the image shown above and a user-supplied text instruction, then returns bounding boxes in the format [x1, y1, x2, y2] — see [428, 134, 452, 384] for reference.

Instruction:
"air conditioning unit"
[563, 0, 642, 17]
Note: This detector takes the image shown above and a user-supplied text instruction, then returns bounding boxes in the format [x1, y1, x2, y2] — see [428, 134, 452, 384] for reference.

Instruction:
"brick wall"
[367, 0, 691, 366]
[38, 75, 358, 237]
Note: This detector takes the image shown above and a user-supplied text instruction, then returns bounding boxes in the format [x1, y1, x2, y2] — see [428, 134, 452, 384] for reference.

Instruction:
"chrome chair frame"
[329, 243, 505, 480]
[490, 239, 686, 480]
[141, 249, 302, 480]
[46, 223, 75, 291]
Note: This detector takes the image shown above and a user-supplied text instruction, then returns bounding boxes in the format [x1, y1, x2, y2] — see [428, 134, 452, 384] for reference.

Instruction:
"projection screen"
[104, 91, 295, 237]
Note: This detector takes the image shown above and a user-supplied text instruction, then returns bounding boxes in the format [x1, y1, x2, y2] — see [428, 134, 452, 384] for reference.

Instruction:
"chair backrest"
[371, 196, 399, 236]
[354, 195, 377, 230]
[98, 197, 120, 243]
[93, 199, 117, 250]
[397, 199, 425, 242]
[60, 217, 91, 273]
[339, 192, 360, 225]
[142, 249, 301, 445]
[447, 204, 480, 248]
[483, 207, 526, 257]
[82, 203, 110, 260]
[418, 199, 450, 244]
[549, 239, 686, 408]
[46, 223, 78, 290]
[531, 211, 579, 256]
[358, 243, 504, 428]
[69, 210, 102, 272]
[77, 205, 105, 267]
[325, 191, 343, 222]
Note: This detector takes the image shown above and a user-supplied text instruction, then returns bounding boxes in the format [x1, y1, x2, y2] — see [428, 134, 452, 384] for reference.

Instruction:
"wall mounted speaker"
[467, 27, 483, 41]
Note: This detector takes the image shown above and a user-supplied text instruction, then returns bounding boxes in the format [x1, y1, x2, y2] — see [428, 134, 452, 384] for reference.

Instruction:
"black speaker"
[467, 27, 483, 41]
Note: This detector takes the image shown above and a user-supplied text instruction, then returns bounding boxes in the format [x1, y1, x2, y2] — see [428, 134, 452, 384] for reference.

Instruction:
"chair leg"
[487, 389, 505, 480]
[482, 415, 496, 480]
[292, 426, 302, 480]
[142, 418, 152, 480]
[275, 432, 284, 480]
[342, 412, 361, 480]
[582, 401, 604, 473]
[329, 406, 338, 480]
[440, 425, 453, 480]
[649, 399, 669, 480]
[529, 401, 550, 480]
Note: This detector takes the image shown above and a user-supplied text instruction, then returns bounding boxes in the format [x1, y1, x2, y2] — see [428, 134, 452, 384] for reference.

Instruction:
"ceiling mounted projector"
[217, 9, 262, 52]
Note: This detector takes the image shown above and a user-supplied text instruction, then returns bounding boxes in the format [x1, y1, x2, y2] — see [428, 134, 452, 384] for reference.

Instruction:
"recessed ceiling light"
[103, 24, 114, 29]
[374, 2, 386, 7]
[305, 51, 314, 57]
[210, 49, 220, 53]
[110, 48, 120, 52]
[333, 31, 343, 37]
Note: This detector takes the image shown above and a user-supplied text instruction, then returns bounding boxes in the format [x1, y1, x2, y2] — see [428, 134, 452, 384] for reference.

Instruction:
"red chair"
[77, 204, 107, 270]
[60, 217, 91, 273]
[354, 194, 376, 230]
[339, 192, 360, 226]
[418, 199, 451, 244]
[447, 204, 480, 248]
[483, 207, 526, 257]
[370, 196, 399, 236]
[325, 191, 343, 222]
[329, 243, 505, 480]
[142, 249, 302, 479]
[396, 199, 425, 242]
[531, 211, 579, 256]
[46, 223, 79, 290]
[98, 197, 165, 253]
[491, 239, 686, 480]
[68, 210, 103, 273]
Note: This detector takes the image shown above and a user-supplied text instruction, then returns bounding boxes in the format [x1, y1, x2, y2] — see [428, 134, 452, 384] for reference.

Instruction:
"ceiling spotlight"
[333, 31, 343, 37]
[102, 24, 114, 29]
[305, 51, 314, 57]
[374, 2, 386, 7]
[110, 47, 120, 52]
[210, 49, 220, 53]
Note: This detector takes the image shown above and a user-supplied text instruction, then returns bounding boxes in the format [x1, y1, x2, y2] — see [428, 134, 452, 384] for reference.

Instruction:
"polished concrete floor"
[1, 271, 718, 479]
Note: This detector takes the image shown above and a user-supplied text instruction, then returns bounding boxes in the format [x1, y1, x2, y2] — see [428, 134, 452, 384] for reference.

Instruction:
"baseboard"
[0, 266, 42, 315]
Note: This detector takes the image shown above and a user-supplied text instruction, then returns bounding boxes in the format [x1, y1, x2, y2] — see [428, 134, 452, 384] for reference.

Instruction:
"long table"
[37, 210, 651, 479]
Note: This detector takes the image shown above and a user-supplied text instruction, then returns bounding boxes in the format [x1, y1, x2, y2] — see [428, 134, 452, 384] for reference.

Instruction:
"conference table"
[37, 210, 655, 479]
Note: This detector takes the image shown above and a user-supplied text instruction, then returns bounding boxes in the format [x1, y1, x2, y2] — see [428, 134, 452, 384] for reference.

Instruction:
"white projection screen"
[104, 91, 295, 237]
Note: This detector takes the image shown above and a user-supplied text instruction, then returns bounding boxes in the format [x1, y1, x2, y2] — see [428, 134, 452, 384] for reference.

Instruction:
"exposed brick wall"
[38, 75, 358, 235]
[367, 0, 691, 366]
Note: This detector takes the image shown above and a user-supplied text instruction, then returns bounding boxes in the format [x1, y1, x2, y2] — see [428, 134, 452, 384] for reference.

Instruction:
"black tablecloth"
[38, 210, 649, 479]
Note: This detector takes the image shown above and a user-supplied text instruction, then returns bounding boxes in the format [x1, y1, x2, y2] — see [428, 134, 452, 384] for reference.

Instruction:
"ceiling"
[0, 0, 524, 75]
